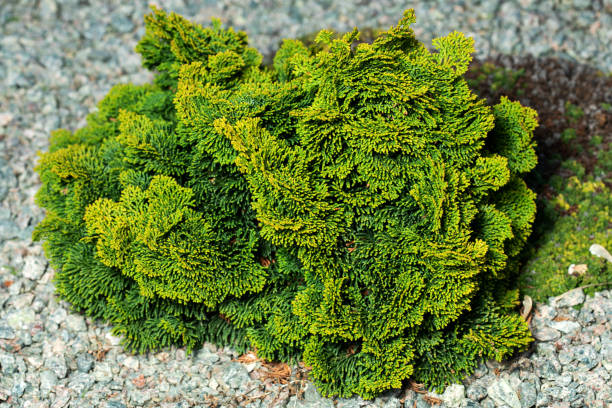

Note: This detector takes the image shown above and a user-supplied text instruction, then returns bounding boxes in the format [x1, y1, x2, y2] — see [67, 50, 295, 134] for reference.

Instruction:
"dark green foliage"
[564, 101, 584, 124]
[33, 9, 265, 356]
[561, 128, 578, 143]
[33, 7, 538, 398]
[466, 62, 526, 95]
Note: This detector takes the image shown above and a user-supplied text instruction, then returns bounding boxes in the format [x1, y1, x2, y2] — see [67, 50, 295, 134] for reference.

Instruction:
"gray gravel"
[1, 0, 611, 407]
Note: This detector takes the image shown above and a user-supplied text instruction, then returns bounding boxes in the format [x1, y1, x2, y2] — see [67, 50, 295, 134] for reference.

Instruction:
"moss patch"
[519, 166, 611, 301]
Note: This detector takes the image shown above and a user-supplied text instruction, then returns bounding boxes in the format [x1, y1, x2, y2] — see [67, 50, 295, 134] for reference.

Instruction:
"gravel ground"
[0, 0, 611, 407]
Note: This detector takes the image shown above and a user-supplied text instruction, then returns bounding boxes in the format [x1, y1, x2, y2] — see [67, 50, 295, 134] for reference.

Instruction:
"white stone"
[13, 293, 34, 309]
[166, 371, 183, 385]
[40, 369, 57, 388]
[22, 400, 50, 408]
[49, 307, 67, 325]
[532, 326, 561, 342]
[159, 380, 170, 393]
[442, 384, 465, 407]
[39, 370, 57, 397]
[381, 397, 401, 408]
[6, 308, 35, 330]
[567, 263, 587, 276]
[39, 0, 58, 20]
[52, 387, 71, 408]
[8, 280, 22, 295]
[548, 320, 581, 333]
[0, 112, 13, 127]
[122, 356, 140, 371]
[129, 389, 152, 405]
[44, 355, 67, 379]
[65, 315, 87, 332]
[26, 355, 43, 369]
[286, 383, 335, 408]
[21, 256, 47, 280]
[222, 362, 250, 389]
[93, 362, 112, 383]
[551, 288, 585, 308]
[50, 337, 67, 355]
[209, 377, 219, 390]
[487, 379, 521, 408]
[105, 332, 122, 346]
[590, 244, 612, 262]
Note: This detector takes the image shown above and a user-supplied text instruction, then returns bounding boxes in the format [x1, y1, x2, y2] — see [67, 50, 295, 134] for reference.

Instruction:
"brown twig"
[574, 281, 612, 290]
[424, 394, 443, 405]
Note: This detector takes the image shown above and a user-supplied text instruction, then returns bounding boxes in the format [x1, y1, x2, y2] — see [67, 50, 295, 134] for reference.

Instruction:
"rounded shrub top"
[33, 7, 538, 399]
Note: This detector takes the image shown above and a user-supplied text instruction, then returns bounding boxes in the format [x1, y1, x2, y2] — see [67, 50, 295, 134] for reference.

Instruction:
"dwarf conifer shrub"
[33, 7, 538, 398]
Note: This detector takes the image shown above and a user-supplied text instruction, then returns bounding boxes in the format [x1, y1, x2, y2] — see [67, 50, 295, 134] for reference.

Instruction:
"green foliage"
[591, 134, 604, 147]
[33, 7, 538, 399]
[33, 8, 267, 356]
[466, 62, 525, 95]
[135, 6, 261, 89]
[564, 101, 584, 124]
[561, 128, 577, 143]
[594, 140, 612, 184]
[519, 168, 611, 300]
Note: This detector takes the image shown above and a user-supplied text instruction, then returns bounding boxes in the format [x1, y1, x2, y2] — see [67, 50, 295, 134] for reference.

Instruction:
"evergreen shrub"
[33, 7, 539, 398]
